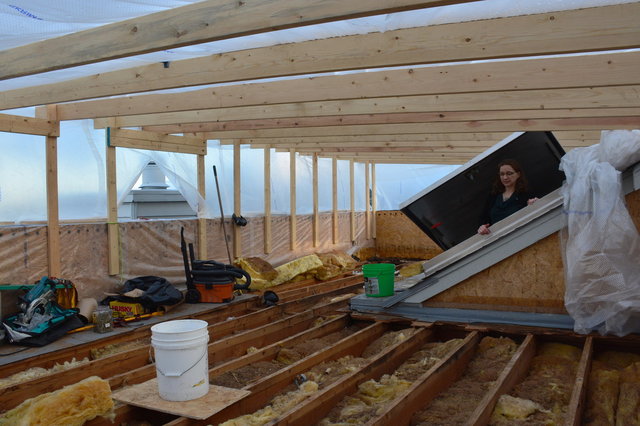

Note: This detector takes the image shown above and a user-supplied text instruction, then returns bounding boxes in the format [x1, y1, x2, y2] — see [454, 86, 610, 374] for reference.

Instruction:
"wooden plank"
[233, 141, 241, 260]
[59, 52, 640, 119]
[9, 3, 639, 110]
[35, 105, 61, 277]
[467, 334, 537, 426]
[350, 159, 355, 243]
[197, 153, 207, 259]
[365, 161, 370, 240]
[94, 85, 640, 128]
[106, 127, 120, 276]
[0, 0, 477, 80]
[332, 156, 338, 245]
[109, 128, 206, 155]
[235, 130, 602, 145]
[0, 112, 59, 136]
[140, 107, 640, 132]
[566, 336, 594, 426]
[312, 153, 319, 247]
[372, 164, 377, 239]
[370, 331, 481, 425]
[264, 146, 272, 254]
[290, 148, 297, 250]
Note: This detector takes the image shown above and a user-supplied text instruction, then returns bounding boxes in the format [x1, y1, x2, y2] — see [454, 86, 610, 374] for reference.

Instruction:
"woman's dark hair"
[491, 158, 529, 194]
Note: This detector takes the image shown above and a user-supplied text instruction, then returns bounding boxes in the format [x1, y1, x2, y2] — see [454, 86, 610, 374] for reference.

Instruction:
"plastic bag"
[559, 130, 640, 336]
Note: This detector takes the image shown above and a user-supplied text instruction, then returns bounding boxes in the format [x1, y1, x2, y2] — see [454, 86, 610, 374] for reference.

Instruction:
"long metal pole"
[213, 165, 233, 264]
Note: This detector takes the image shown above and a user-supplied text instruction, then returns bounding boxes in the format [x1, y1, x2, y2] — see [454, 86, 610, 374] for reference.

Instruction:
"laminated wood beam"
[0, 0, 475, 81]
[566, 336, 594, 426]
[0, 112, 59, 136]
[109, 128, 205, 155]
[60, 52, 640, 120]
[276, 276, 363, 304]
[95, 85, 640, 128]
[370, 331, 481, 425]
[467, 334, 537, 425]
[6, 2, 638, 110]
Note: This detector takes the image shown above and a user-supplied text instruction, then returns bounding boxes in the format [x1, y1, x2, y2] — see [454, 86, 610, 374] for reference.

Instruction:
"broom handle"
[213, 165, 233, 264]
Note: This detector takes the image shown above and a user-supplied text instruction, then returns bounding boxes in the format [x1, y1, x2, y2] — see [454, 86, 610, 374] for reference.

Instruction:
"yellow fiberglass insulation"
[616, 361, 640, 425]
[584, 361, 620, 426]
[0, 357, 89, 389]
[0, 376, 114, 426]
[492, 394, 548, 420]
[398, 261, 424, 278]
[270, 254, 324, 287]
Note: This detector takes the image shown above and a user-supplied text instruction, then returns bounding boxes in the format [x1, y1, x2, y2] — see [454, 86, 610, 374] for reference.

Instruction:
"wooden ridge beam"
[0, 0, 477, 81]
[93, 85, 640, 128]
[5, 3, 638, 110]
[0, 112, 59, 136]
[58, 51, 640, 120]
[109, 128, 206, 155]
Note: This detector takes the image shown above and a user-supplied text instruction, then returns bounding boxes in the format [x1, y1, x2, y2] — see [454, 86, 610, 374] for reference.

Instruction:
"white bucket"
[151, 319, 210, 401]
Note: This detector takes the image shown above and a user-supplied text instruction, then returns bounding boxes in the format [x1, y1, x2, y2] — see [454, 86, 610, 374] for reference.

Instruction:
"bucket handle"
[150, 347, 208, 378]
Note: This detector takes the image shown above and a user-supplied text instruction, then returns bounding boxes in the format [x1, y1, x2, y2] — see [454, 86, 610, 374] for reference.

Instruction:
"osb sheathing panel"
[375, 211, 443, 259]
[425, 189, 640, 313]
[0, 225, 47, 284]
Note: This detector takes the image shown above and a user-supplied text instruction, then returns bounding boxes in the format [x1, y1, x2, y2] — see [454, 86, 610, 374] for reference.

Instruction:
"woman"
[478, 159, 538, 235]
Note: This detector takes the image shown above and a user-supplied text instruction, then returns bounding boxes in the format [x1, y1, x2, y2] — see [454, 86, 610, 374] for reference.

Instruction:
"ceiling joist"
[3, 2, 638, 110]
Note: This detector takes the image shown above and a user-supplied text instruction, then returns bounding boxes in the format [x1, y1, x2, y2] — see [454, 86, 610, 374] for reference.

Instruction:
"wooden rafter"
[0, 0, 478, 80]
[3, 3, 638, 110]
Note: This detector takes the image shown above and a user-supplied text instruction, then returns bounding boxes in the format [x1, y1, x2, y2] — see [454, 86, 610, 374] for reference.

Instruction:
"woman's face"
[499, 164, 520, 189]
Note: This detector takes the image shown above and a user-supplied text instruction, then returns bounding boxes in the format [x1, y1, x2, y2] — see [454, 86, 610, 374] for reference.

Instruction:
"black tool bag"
[3, 305, 83, 347]
[101, 276, 183, 312]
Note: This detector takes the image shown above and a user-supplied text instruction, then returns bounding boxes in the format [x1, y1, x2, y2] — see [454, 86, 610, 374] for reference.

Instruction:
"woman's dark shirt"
[482, 192, 530, 225]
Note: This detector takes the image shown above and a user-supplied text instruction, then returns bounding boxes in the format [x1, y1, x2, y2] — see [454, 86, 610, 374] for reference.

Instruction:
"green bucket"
[362, 263, 395, 297]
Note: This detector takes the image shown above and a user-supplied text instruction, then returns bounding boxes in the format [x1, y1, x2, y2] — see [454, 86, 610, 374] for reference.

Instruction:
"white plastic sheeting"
[559, 130, 640, 336]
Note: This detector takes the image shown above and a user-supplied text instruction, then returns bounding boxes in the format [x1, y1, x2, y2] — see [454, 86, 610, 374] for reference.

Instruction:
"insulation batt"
[0, 376, 114, 426]
[0, 357, 89, 389]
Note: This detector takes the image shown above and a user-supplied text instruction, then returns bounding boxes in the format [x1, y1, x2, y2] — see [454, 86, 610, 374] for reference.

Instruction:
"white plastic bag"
[559, 130, 640, 336]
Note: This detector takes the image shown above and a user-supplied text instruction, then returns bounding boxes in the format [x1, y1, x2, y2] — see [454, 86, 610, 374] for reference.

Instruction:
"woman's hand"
[478, 224, 491, 235]
[527, 197, 539, 206]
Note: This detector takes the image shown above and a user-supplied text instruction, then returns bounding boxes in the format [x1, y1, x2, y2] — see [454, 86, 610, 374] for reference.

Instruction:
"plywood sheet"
[375, 211, 443, 259]
[112, 379, 250, 420]
[426, 233, 565, 313]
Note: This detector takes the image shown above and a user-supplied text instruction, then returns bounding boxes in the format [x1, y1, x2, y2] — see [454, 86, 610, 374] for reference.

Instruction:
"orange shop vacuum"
[180, 227, 251, 303]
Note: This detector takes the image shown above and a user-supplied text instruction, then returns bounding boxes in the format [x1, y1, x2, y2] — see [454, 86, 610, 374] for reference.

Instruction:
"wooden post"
[312, 153, 319, 248]
[36, 105, 61, 277]
[105, 124, 120, 275]
[350, 159, 355, 244]
[197, 152, 207, 259]
[264, 146, 272, 254]
[233, 141, 241, 260]
[290, 148, 297, 250]
[372, 163, 377, 240]
[332, 156, 338, 244]
[365, 161, 371, 240]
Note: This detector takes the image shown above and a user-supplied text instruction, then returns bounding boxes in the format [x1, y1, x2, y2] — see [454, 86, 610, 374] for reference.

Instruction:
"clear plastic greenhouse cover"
[559, 130, 640, 337]
[0, 0, 634, 221]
